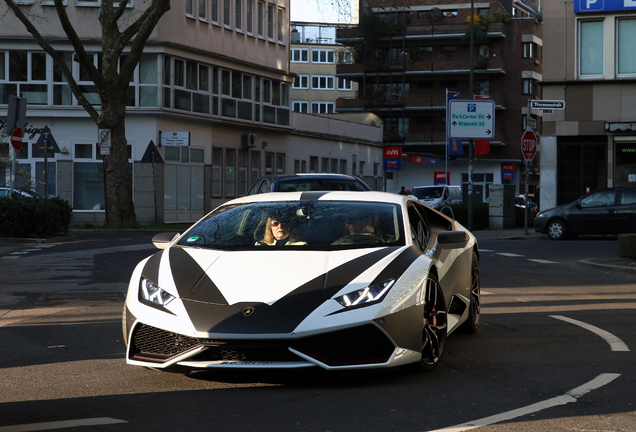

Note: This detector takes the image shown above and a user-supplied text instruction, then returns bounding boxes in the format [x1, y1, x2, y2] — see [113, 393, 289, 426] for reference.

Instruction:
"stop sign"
[10, 127, 23, 151]
[521, 129, 537, 161]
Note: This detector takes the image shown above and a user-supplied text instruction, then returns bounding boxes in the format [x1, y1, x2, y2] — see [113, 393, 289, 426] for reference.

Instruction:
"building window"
[312, 101, 334, 113]
[310, 156, 318, 172]
[522, 78, 534, 95]
[278, 7, 284, 42]
[186, 0, 194, 16]
[235, 0, 242, 30]
[225, 148, 236, 197]
[291, 48, 308, 62]
[267, 4, 274, 39]
[311, 75, 334, 90]
[579, 20, 604, 77]
[211, 0, 219, 22]
[292, 100, 308, 113]
[337, 78, 352, 90]
[199, 0, 206, 19]
[212, 147, 223, 197]
[522, 42, 536, 59]
[617, 18, 636, 76]
[257, 1, 264, 37]
[224, 0, 231, 27]
[246, 0, 253, 33]
[293, 74, 308, 89]
[475, 80, 490, 96]
[311, 49, 334, 63]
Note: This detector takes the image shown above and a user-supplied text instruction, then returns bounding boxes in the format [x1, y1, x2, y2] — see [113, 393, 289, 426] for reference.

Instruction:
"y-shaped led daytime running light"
[140, 278, 175, 307]
[335, 279, 395, 308]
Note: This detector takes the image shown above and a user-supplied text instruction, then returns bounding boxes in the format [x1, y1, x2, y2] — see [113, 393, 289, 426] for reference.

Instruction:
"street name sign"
[449, 100, 495, 139]
[530, 100, 565, 110]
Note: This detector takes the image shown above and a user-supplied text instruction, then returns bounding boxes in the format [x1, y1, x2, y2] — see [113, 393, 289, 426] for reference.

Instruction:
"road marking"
[528, 259, 558, 264]
[427, 373, 621, 432]
[551, 315, 630, 352]
[496, 253, 524, 257]
[1, 256, 20, 260]
[0, 417, 127, 431]
[479, 249, 494, 252]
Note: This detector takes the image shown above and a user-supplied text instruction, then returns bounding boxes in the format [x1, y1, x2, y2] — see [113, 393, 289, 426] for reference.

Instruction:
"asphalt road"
[1, 232, 635, 432]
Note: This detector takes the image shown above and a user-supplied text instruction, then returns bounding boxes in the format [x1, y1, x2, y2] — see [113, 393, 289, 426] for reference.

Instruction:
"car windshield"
[412, 187, 443, 200]
[277, 179, 367, 192]
[177, 200, 405, 251]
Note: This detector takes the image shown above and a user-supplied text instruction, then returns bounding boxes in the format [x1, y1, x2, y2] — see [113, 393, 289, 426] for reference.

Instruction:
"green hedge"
[438, 202, 490, 231]
[0, 194, 72, 238]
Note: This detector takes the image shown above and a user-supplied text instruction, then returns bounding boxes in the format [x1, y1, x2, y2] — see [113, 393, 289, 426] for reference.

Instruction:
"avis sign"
[383, 146, 402, 170]
[521, 129, 538, 161]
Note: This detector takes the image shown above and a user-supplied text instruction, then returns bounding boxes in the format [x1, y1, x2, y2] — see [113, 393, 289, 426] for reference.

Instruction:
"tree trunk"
[99, 91, 136, 226]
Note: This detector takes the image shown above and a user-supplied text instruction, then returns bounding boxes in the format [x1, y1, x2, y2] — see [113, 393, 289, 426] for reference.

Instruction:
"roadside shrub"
[0, 194, 72, 238]
[440, 202, 489, 230]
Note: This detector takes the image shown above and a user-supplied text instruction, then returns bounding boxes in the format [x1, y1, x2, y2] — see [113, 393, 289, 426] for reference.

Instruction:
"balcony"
[336, 22, 507, 42]
[337, 56, 506, 78]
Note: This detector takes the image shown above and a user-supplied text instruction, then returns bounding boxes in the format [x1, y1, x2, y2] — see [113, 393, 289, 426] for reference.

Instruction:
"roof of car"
[226, 191, 408, 205]
[268, 173, 365, 180]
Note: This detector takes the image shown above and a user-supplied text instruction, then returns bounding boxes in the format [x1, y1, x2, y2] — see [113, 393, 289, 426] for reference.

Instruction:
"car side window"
[580, 191, 616, 208]
[258, 179, 272, 194]
[247, 180, 262, 195]
[620, 190, 636, 205]
[407, 204, 430, 251]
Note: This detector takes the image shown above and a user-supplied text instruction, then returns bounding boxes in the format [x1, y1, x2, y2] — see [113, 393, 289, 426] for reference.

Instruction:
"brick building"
[336, 0, 543, 200]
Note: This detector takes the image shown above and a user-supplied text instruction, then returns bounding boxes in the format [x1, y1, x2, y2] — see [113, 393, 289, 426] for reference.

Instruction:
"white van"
[411, 185, 462, 208]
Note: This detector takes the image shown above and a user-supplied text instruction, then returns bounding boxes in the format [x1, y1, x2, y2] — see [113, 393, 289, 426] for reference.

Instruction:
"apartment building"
[540, 0, 636, 210]
[290, 22, 358, 115]
[0, 1, 383, 225]
[336, 0, 543, 200]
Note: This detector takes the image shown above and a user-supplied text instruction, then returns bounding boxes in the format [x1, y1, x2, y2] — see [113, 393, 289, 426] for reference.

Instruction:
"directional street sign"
[449, 100, 495, 139]
[530, 100, 565, 110]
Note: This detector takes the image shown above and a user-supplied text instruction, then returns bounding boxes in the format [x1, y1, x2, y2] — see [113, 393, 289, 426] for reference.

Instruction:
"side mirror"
[438, 231, 469, 249]
[152, 232, 180, 249]
[575, 203, 583, 210]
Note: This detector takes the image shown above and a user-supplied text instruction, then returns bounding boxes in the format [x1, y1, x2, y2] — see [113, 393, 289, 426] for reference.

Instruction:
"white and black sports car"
[123, 192, 480, 372]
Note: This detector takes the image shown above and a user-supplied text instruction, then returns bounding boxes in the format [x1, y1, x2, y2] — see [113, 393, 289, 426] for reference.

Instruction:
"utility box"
[489, 184, 515, 229]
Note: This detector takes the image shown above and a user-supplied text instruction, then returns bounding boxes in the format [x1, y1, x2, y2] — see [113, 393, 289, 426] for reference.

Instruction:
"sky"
[290, 0, 356, 23]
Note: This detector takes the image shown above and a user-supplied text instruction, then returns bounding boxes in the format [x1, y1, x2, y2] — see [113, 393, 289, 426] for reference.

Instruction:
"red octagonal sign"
[521, 129, 537, 161]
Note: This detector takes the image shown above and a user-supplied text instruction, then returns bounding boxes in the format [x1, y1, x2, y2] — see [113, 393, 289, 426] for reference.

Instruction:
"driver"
[256, 217, 306, 246]
[345, 210, 375, 234]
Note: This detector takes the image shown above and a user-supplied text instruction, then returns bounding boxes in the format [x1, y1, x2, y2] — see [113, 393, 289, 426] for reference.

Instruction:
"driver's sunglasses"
[271, 220, 290, 227]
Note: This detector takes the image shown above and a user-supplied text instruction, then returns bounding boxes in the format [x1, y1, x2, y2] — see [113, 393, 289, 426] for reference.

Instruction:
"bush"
[439, 202, 489, 230]
[0, 194, 72, 238]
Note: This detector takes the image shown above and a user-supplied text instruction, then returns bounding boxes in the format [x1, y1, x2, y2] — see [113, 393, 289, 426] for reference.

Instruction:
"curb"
[577, 258, 636, 274]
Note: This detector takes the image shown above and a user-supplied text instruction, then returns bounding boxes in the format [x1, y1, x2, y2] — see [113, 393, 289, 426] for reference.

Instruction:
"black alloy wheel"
[419, 274, 448, 371]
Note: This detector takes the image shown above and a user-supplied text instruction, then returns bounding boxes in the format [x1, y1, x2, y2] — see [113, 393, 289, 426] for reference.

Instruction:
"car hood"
[142, 245, 415, 307]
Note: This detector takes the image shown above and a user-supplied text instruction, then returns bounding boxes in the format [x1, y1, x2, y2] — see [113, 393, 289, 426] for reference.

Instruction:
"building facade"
[290, 22, 358, 115]
[336, 0, 543, 201]
[0, 1, 383, 225]
[540, 0, 636, 210]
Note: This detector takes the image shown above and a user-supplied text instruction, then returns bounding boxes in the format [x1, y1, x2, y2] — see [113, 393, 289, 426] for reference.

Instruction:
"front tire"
[547, 219, 568, 240]
[417, 274, 448, 371]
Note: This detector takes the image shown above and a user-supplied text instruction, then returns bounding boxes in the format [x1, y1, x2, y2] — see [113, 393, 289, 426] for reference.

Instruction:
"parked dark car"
[247, 174, 371, 195]
[533, 187, 636, 240]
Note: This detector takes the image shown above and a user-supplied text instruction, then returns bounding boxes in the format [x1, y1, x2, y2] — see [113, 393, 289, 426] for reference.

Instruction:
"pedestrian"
[398, 186, 407, 195]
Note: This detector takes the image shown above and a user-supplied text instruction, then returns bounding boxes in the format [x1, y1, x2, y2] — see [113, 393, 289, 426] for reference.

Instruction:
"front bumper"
[126, 320, 402, 370]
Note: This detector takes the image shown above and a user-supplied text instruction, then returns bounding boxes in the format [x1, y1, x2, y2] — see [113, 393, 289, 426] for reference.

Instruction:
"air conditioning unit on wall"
[242, 133, 257, 148]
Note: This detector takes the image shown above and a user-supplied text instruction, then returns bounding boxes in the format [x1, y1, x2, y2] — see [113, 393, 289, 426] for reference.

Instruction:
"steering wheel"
[332, 233, 385, 245]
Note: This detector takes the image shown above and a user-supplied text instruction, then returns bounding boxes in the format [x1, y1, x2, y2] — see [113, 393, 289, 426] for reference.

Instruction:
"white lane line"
[479, 249, 494, 252]
[496, 253, 524, 257]
[427, 373, 621, 432]
[0, 417, 127, 432]
[528, 259, 559, 264]
[551, 315, 630, 352]
[1, 256, 20, 260]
